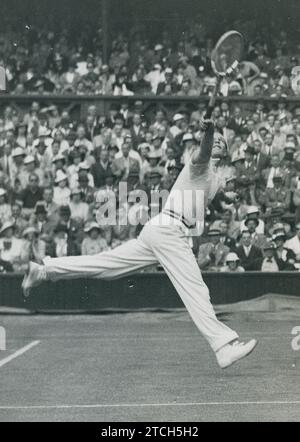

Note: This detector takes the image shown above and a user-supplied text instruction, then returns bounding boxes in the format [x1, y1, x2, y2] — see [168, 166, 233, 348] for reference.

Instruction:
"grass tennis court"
[0, 310, 299, 422]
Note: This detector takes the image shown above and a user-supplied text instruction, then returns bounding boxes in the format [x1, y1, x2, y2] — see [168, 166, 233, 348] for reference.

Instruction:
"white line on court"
[0, 341, 40, 368]
[0, 400, 300, 410]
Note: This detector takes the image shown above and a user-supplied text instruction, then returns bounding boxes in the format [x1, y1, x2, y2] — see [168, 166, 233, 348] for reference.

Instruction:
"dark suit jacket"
[255, 152, 270, 173]
[236, 245, 263, 271]
[91, 162, 113, 188]
[130, 125, 144, 150]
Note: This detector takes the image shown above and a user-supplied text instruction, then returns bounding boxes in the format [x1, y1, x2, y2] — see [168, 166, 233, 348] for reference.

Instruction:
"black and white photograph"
[0, 0, 299, 425]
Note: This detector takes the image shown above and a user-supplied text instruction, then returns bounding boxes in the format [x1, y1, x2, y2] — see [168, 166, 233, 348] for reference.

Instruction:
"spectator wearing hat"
[240, 206, 265, 235]
[51, 152, 66, 175]
[144, 63, 164, 94]
[198, 227, 230, 271]
[29, 203, 55, 236]
[11, 147, 26, 188]
[69, 161, 95, 189]
[77, 174, 95, 205]
[81, 222, 108, 255]
[20, 173, 44, 213]
[52, 224, 80, 258]
[235, 145, 258, 190]
[273, 231, 296, 269]
[257, 241, 286, 272]
[244, 217, 268, 250]
[22, 155, 45, 188]
[220, 252, 245, 273]
[55, 204, 83, 248]
[0, 221, 23, 272]
[170, 114, 185, 139]
[284, 222, 300, 262]
[69, 187, 89, 223]
[15, 122, 27, 150]
[35, 140, 52, 172]
[264, 173, 291, 213]
[236, 230, 263, 271]
[156, 68, 178, 95]
[21, 226, 46, 268]
[291, 164, 300, 222]
[0, 188, 12, 225]
[53, 170, 70, 206]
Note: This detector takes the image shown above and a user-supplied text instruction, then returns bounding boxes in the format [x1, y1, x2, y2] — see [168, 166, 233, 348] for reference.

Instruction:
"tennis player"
[22, 118, 257, 369]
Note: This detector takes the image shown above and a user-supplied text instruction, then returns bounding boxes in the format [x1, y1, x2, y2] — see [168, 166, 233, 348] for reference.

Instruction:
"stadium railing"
[1, 95, 300, 122]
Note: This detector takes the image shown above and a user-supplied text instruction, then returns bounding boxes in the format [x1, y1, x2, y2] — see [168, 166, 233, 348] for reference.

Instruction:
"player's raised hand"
[199, 117, 214, 132]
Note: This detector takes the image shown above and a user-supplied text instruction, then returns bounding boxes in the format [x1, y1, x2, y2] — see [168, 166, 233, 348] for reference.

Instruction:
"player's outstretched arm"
[191, 118, 214, 165]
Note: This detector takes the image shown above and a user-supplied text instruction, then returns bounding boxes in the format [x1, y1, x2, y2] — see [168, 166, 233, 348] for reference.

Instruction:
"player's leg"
[141, 223, 257, 367]
[141, 223, 239, 353]
[22, 238, 157, 296]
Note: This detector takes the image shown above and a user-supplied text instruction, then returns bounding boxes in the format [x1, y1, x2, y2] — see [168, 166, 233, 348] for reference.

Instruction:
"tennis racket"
[205, 30, 244, 118]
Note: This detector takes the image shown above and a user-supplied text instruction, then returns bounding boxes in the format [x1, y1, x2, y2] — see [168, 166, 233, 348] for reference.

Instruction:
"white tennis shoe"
[22, 261, 46, 299]
[216, 339, 258, 369]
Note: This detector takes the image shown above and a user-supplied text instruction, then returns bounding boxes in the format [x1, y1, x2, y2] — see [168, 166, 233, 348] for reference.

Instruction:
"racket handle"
[204, 77, 221, 119]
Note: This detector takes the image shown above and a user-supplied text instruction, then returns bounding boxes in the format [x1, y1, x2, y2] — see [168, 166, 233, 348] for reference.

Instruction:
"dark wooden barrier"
[2, 94, 300, 123]
[0, 272, 299, 313]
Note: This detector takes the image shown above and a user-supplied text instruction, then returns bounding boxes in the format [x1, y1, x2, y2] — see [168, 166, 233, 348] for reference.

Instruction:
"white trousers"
[43, 215, 238, 352]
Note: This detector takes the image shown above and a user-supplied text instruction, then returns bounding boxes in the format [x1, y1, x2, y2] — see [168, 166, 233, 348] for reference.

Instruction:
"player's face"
[212, 134, 226, 159]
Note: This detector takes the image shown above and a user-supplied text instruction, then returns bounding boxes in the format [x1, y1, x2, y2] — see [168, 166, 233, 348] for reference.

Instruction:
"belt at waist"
[162, 209, 196, 229]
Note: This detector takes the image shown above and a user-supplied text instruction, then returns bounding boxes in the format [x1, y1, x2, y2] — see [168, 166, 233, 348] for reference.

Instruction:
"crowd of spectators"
[1, 17, 300, 97]
[1, 97, 300, 273]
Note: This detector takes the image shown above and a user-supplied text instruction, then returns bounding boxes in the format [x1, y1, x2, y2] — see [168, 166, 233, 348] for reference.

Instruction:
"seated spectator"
[264, 174, 290, 214]
[56, 205, 84, 249]
[20, 173, 44, 214]
[257, 241, 287, 272]
[11, 201, 29, 238]
[273, 231, 296, 269]
[244, 218, 268, 250]
[0, 220, 23, 272]
[69, 188, 89, 223]
[0, 188, 12, 225]
[111, 142, 140, 181]
[236, 230, 263, 271]
[220, 252, 245, 272]
[53, 170, 71, 206]
[240, 206, 265, 235]
[81, 222, 108, 255]
[41, 187, 60, 221]
[69, 161, 95, 189]
[197, 227, 230, 271]
[52, 224, 80, 257]
[30, 203, 56, 236]
[284, 222, 300, 262]
[90, 148, 112, 189]
[218, 221, 236, 251]
[22, 155, 45, 188]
